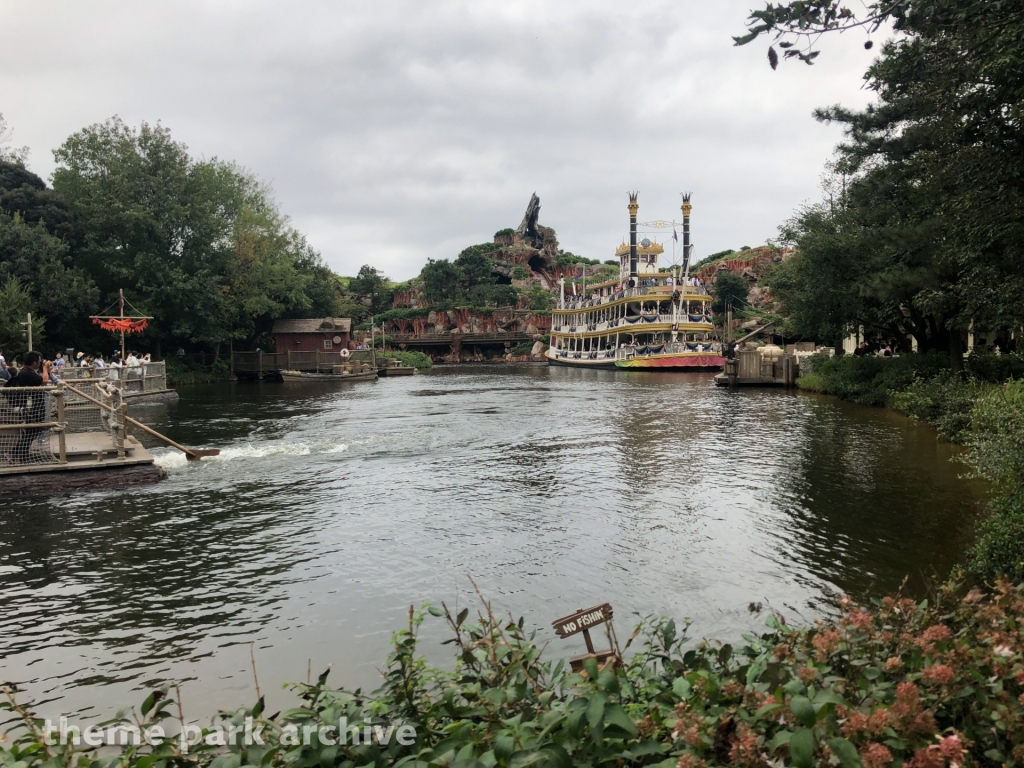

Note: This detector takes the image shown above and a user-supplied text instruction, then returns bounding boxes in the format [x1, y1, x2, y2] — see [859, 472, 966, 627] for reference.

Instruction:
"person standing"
[3, 351, 53, 464]
[109, 353, 122, 383]
[53, 352, 66, 369]
[94, 354, 106, 369]
[126, 351, 141, 380]
[0, 349, 8, 382]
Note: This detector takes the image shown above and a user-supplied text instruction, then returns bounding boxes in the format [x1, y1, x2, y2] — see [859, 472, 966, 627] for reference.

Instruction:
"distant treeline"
[0, 118, 343, 360]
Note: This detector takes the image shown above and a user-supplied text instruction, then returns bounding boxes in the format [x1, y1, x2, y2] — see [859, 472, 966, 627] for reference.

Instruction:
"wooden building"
[272, 318, 353, 353]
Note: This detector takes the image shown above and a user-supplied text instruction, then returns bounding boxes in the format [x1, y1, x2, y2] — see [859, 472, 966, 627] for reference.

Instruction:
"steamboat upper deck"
[546, 193, 724, 370]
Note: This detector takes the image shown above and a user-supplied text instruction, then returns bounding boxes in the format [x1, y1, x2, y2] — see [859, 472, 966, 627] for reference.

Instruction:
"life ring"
[339, 348, 350, 358]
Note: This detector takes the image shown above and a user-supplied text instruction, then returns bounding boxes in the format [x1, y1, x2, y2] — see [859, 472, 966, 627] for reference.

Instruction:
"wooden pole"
[117, 402, 128, 458]
[26, 312, 32, 351]
[55, 390, 66, 463]
[119, 288, 126, 359]
[62, 383, 219, 461]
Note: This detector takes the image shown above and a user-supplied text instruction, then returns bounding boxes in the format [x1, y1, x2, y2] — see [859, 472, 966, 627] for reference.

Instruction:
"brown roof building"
[271, 318, 353, 353]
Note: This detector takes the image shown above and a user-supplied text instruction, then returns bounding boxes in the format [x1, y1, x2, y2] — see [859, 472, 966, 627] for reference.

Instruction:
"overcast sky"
[0, 1, 880, 280]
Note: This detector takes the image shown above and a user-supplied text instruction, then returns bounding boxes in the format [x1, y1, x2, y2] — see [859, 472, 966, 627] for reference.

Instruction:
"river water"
[0, 366, 984, 721]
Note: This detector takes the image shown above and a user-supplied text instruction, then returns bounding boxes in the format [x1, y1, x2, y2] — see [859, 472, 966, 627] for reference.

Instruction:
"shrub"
[888, 374, 981, 443]
[165, 356, 232, 386]
[381, 350, 432, 369]
[965, 381, 1024, 580]
[4, 577, 1024, 768]
[965, 349, 1024, 384]
[796, 352, 950, 407]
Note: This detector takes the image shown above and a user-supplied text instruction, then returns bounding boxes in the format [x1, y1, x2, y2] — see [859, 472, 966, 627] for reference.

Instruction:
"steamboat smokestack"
[681, 193, 692, 275]
[628, 192, 639, 280]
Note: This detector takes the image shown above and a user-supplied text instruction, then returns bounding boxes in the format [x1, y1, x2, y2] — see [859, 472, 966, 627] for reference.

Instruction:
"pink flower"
[921, 664, 955, 686]
[939, 735, 964, 761]
[861, 743, 893, 768]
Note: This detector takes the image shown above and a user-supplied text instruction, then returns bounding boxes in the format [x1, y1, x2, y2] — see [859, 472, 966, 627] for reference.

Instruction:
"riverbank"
[797, 351, 1024, 582]
[4, 574, 1022, 768]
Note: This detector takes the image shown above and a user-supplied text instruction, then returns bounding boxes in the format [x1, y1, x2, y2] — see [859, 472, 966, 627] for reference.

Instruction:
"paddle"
[63, 383, 221, 461]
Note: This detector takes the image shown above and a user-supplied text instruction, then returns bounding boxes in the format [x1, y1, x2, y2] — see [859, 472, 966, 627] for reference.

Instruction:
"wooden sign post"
[552, 602, 620, 672]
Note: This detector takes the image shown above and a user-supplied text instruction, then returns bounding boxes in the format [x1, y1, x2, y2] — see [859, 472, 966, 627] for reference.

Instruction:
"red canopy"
[92, 317, 149, 334]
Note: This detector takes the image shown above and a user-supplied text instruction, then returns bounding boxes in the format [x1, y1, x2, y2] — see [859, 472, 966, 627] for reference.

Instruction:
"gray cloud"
[0, 0, 878, 279]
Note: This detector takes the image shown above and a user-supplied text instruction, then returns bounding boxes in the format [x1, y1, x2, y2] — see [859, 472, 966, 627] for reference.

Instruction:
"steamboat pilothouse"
[546, 193, 725, 370]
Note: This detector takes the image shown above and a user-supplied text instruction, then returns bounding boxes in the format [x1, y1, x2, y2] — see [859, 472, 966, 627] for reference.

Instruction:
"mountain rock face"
[489, 194, 561, 285]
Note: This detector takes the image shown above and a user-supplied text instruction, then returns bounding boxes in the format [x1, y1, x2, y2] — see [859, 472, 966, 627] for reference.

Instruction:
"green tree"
[481, 284, 518, 308]
[0, 276, 40, 357]
[52, 119, 236, 354]
[348, 264, 392, 314]
[0, 161, 83, 246]
[710, 271, 749, 315]
[454, 249, 494, 295]
[738, 1, 1024, 368]
[421, 258, 460, 304]
[526, 286, 553, 311]
[0, 213, 98, 346]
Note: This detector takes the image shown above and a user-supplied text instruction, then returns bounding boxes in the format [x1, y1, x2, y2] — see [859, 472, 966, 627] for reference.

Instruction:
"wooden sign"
[552, 603, 618, 673]
[552, 603, 613, 638]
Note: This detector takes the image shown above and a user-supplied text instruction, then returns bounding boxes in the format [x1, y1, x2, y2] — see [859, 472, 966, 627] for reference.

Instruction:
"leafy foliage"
[710, 271, 749, 314]
[380, 351, 432, 369]
[348, 265, 392, 315]
[0, 276, 39, 356]
[41, 118, 339, 355]
[421, 259, 461, 305]
[5, 577, 1024, 768]
[744, 2, 1024, 371]
[964, 381, 1024, 581]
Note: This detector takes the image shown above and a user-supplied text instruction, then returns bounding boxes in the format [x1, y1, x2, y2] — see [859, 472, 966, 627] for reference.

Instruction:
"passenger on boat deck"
[76, 351, 86, 366]
[3, 351, 52, 464]
[94, 354, 106, 369]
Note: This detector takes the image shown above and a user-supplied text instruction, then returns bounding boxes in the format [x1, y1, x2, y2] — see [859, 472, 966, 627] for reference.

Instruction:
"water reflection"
[0, 366, 984, 720]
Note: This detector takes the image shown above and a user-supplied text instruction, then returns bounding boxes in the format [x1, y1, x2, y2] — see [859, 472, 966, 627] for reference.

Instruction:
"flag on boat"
[673, 227, 678, 242]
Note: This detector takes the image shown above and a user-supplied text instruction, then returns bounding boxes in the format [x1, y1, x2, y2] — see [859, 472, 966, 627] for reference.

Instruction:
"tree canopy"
[742, 0, 1024, 365]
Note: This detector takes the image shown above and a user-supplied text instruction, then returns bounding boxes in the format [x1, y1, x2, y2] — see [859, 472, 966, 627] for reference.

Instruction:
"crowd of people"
[0, 348, 152, 383]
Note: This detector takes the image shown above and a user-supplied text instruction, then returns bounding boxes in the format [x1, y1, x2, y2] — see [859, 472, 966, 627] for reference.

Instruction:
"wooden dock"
[714, 349, 799, 388]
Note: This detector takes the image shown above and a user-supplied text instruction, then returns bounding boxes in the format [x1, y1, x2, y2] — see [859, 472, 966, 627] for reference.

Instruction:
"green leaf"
[603, 704, 638, 738]
[790, 695, 817, 728]
[826, 737, 862, 768]
[812, 689, 849, 710]
[427, 606, 446, 617]
[672, 676, 691, 699]
[209, 756, 241, 768]
[539, 746, 571, 768]
[598, 670, 619, 694]
[482, 689, 505, 705]
[789, 729, 816, 768]
[456, 608, 469, 628]
[767, 730, 792, 752]
[586, 694, 606, 733]
[493, 735, 516, 763]
[141, 692, 156, 716]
